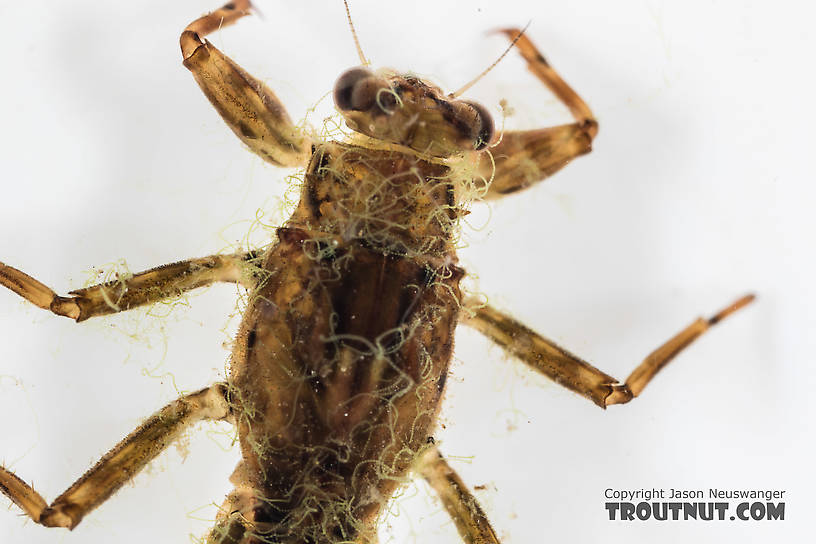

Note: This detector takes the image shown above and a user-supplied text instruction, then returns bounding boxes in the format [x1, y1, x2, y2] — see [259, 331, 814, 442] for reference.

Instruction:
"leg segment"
[0, 251, 259, 322]
[463, 295, 755, 408]
[181, 1, 312, 167]
[415, 447, 501, 544]
[0, 384, 232, 529]
[480, 30, 598, 199]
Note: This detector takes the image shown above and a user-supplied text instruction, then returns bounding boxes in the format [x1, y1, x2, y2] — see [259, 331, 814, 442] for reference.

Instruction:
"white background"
[0, 1, 813, 543]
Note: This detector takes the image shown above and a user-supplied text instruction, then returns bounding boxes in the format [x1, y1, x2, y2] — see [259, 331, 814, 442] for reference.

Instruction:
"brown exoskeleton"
[0, 1, 755, 543]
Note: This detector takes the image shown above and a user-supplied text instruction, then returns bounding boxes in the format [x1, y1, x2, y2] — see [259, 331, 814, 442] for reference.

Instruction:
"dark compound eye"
[333, 67, 376, 111]
[461, 100, 494, 150]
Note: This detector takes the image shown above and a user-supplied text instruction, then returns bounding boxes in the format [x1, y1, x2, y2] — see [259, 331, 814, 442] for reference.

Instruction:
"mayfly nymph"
[0, 2, 754, 543]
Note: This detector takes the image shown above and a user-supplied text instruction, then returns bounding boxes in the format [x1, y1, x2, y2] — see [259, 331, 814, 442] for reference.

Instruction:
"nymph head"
[333, 67, 494, 158]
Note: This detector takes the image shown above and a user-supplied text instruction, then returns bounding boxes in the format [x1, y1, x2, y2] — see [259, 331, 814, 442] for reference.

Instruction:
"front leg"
[181, 0, 311, 167]
[480, 30, 598, 199]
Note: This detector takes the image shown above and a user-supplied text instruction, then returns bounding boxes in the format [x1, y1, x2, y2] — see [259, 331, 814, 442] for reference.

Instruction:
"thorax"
[287, 140, 470, 260]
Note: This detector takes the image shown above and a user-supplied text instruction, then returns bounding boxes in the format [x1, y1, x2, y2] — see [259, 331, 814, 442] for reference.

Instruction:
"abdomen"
[227, 227, 462, 543]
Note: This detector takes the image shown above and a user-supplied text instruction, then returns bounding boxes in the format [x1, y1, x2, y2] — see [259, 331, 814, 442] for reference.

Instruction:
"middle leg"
[0, 251, 260, 322]
[463, 295, 754, 408]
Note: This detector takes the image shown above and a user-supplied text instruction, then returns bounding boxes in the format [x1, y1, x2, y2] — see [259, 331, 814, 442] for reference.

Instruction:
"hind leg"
[415, 447, 501, 544]
[1, 384, 231, 529]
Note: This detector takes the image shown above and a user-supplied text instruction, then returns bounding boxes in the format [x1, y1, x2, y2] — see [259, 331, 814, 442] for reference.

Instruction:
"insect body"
[0, 2, 753, 543]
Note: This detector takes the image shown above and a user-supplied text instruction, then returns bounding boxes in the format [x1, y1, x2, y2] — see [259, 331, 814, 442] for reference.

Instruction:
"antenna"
[449, 22, 530, 99]
[343, 0, 369, 66]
